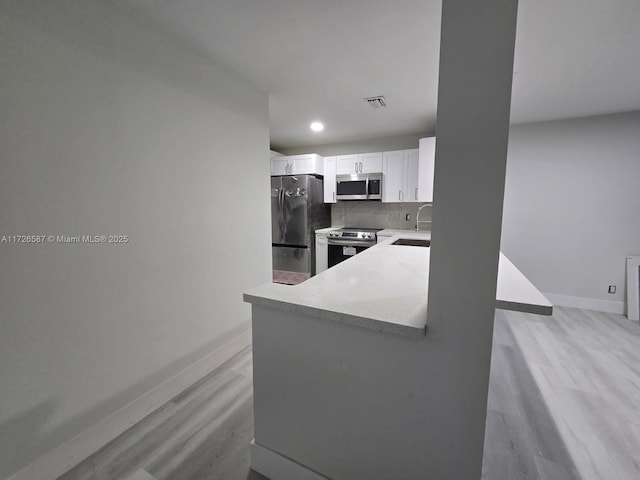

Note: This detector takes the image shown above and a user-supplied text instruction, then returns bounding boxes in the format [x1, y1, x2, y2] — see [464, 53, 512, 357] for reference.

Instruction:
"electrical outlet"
[405, 213, 411, 221]
[608, 285, 616, 294]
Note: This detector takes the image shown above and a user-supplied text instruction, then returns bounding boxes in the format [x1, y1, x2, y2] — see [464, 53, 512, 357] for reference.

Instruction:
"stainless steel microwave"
[335, 173, 382, 200]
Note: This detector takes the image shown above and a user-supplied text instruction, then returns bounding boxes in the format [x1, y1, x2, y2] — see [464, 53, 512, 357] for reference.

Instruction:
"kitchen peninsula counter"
[244, 232, 552, 338]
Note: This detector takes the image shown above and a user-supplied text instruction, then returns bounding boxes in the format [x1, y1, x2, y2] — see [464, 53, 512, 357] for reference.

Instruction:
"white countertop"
[317, 227, 429, 236]
[314, 226, 336, 234]
[247, 232, 552, 337]
[378, 228, 429, 236]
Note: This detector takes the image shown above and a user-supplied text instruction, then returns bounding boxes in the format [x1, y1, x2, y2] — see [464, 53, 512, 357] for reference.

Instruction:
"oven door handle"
[327, 239, 375, 247]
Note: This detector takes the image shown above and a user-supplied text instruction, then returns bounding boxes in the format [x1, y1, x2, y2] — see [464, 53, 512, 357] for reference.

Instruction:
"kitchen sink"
[391, 238, 431, 247]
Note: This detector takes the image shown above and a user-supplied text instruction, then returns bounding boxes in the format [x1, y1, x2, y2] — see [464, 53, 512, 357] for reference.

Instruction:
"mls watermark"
[1, 234, 129, 244]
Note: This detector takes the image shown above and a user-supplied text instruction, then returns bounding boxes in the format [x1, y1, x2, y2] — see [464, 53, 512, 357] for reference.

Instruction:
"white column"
[426, 0, 519, 476]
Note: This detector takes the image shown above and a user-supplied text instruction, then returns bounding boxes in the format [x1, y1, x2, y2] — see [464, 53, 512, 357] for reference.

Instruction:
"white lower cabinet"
[315, 232, 329, 274]
[382, 149, 419, 203]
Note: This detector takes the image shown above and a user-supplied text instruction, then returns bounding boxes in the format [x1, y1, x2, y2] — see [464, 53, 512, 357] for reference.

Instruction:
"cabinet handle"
[398, 190, 402, 201]
[355, 162, 358, 173]
[415, 188, 418, 200]
[333, 191, 336, 202]
[359, 162, 363, 173]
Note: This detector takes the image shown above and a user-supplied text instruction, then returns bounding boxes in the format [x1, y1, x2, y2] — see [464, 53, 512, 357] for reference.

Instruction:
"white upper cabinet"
[382, 149, 419, 203]
[336, 152, 383, 175]
[358, 152, 383, 173]
[323, 156, 337, 203]
[271, 145, 431, 203]
[382, 150, 405, 202]
[271, 154, 324, 176]
[292, 154, 323, 175]
[418, 137, 436, 202]
[336, 154, 359, 174]
[270, 157, 290, 176]
[406, 149, 420, 201]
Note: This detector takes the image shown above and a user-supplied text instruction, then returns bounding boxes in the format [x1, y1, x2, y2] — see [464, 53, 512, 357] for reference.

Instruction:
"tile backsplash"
[331, 201, 433, 230]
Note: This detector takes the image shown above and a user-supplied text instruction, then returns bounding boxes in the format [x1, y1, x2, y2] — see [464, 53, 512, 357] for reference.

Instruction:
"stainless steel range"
[327, 227, 381, 268]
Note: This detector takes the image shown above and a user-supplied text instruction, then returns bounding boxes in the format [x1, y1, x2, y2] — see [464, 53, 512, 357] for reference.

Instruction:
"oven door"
[327, 239, 372, 267]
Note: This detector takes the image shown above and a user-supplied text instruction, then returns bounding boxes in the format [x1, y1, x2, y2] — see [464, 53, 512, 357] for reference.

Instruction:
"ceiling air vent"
[364, 96, 387, 108]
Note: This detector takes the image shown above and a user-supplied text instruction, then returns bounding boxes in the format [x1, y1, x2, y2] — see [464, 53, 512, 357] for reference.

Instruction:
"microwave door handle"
[365, 177, 369, 199]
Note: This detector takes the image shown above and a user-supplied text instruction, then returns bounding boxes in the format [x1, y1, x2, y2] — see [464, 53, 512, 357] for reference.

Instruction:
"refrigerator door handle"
[279, 186, 285, 238]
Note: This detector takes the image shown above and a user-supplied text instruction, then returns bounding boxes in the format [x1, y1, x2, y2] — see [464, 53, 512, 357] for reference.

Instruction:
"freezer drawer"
[272, 246, 312, 285]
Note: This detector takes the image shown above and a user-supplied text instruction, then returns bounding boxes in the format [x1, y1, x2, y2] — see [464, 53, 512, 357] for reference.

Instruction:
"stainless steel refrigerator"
[271, 175, 331, 284]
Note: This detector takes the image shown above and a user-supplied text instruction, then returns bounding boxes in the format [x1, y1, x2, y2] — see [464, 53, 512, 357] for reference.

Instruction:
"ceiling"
[113, 0, 640, 151]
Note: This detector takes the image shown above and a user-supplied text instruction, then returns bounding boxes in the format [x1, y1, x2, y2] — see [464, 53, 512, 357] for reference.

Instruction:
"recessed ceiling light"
[310, 121, 324, 132]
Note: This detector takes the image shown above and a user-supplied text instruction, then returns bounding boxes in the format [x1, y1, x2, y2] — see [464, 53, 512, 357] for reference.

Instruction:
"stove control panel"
[327, 229, 379, 241]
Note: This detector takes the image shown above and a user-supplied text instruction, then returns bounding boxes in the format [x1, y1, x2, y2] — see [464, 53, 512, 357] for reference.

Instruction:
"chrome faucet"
[415, 203, 432, 231]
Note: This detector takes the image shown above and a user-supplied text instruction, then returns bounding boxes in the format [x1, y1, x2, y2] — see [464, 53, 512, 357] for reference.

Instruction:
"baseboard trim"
[250, 440, 329, 480]
[543, 292, 625, 315]
[7, 322, 252, 480]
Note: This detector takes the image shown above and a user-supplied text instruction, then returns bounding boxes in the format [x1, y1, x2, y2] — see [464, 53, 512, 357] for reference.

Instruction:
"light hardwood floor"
[485, 307, 640, 480]
[58, 307, 640, 480]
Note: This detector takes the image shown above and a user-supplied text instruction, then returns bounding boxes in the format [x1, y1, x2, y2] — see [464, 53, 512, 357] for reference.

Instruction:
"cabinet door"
[382, 150, 405, 203]
[405, 149, 420, 202]
[315, 233, 328, 274]
[292, 154, 323, 175]
[359, 152, 383, 173]
[271, 157, 290, 176]
[336, 154, 359, 174]
[323, 156, 337, 203]
[336, 152, 383, 174]
[418, 137, 436, 202]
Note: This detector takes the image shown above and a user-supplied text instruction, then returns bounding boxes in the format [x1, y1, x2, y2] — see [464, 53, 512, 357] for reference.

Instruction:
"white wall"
[0, 1, 271, 478]
[502, 111, 640, 313]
